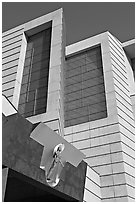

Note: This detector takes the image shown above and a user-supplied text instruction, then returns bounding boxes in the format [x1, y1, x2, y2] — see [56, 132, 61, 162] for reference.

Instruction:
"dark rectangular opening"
[64, 46, 107, 127]
[18, 26, 52, 117]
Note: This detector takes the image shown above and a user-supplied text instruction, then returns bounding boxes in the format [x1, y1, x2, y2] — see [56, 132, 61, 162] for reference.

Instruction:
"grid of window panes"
[18, 28, 52, 117]
[64, 46, 107, 127]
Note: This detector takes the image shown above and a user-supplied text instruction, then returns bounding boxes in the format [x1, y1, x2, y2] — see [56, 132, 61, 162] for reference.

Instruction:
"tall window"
[18, 28, 52, 117]
[64, 46, 107, 127]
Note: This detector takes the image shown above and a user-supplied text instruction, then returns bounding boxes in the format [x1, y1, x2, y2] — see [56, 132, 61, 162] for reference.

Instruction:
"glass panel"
[64, 46, 107, 127]
[18, 27, 52, 117]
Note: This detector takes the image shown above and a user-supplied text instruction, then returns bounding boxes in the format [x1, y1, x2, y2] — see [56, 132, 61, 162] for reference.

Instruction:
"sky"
[2, 2, 135, 46]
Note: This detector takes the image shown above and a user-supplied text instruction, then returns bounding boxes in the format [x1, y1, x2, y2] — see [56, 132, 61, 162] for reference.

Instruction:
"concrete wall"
[123, 52, 135, 117]
[84, 165, 101, 202]
[2, 9, 65, 136]
[2, 25, 24, 102]
[2, 112, 87, 202]
[107, 32, 135, 201]
[65, 31, 135, 201]
[2, 167, 9, 201]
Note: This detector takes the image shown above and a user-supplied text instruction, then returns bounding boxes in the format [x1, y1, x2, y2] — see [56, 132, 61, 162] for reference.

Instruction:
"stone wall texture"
[65, 32, 135, 202]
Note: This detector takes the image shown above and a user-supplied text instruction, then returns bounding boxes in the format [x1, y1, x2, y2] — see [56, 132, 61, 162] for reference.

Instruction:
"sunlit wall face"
[18, 28, 52, 117]
[64, 46, 107, 127]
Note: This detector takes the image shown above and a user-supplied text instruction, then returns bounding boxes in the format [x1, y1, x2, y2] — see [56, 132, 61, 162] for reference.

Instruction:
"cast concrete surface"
[2, 112, 87, 201]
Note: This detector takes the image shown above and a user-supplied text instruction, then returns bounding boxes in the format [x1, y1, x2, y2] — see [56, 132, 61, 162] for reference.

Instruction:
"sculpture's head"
[57, 143, 65, 153]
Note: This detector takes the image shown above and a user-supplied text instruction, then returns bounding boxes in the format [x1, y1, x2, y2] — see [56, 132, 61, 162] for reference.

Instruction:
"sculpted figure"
[46, 143, 65, 187]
